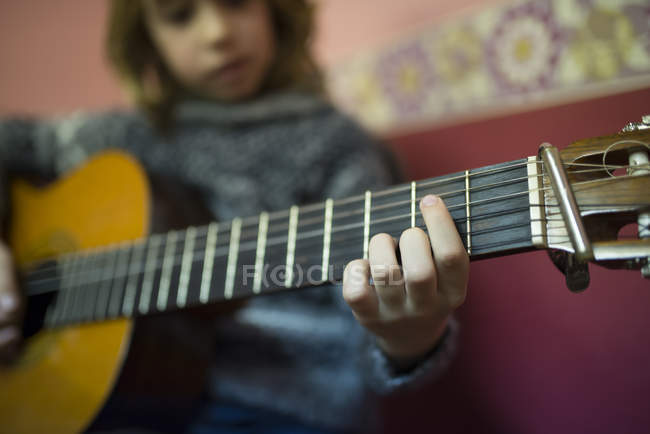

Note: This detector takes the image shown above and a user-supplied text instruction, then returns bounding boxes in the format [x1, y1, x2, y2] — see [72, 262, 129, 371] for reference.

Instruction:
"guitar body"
[0, 152, 215, 433]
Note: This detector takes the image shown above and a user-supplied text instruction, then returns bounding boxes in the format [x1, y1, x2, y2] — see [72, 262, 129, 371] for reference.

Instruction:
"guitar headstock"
[539, 117, 650, 291]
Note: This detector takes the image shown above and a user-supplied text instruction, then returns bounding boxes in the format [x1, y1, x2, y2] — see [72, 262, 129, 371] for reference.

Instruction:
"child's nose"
[196, 2, 234, 47]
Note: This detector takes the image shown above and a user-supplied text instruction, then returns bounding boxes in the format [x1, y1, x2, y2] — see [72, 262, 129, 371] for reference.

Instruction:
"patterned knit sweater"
[0, 91, 458, 432]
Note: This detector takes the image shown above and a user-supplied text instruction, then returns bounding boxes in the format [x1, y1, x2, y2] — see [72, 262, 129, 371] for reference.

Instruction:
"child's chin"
[205, 80, 262, 103]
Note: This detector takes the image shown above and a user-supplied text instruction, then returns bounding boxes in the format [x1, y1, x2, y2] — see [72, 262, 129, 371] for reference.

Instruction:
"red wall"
[383, 87, 650, 434]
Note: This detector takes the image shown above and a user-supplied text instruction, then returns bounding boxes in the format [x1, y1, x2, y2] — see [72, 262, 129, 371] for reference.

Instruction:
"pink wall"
[0, 0, 495, 115]
[314, 0, 500, 65]
[0, 0, 125, 115]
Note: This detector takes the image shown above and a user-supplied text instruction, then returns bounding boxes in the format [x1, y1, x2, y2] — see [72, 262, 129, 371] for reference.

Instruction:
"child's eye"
[219, 0, 248, 9]
[164, 5, 195, 25]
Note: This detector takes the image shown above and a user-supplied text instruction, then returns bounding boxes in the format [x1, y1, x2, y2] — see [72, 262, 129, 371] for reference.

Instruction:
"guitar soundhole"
[21, 260, 58, 339]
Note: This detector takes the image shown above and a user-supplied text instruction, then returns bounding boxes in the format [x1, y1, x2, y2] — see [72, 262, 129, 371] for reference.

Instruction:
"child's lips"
[207, 58, 251, 84]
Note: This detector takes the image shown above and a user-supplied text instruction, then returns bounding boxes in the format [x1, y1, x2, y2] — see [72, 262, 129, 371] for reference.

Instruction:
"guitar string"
[263, 162, 645, 236]
[30, 209, 649, 302]
[42, 220, 648, 327]
[37, 214, 650, 304]
[31, 200, 646, 294]
[23, 179, 645, 287]
[22, 193, 569, 284]
[20, 158, 644, 274]
[36, 158, 650, 320]
[25, 217, 575, 297]
[56, 160, 650, 251]
[44, 234, 554, 326]
[22, 190, 644, 286]
[15, 165, 615, 275]
[21, 165, 648, 279]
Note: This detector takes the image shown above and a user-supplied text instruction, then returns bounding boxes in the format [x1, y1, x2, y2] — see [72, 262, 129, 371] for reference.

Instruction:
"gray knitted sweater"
[0, 91, 457, 432]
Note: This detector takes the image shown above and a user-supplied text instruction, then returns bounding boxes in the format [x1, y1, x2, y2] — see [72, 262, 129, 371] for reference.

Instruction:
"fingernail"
[421, 195, 438, 207]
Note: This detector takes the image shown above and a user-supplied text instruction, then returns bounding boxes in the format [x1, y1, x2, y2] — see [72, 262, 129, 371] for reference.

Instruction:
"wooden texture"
[545, 129, 650, 253]
[0, 151, 149, 434]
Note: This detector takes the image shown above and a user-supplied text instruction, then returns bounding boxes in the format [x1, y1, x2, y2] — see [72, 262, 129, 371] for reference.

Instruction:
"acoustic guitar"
[1, 123, 649, 433]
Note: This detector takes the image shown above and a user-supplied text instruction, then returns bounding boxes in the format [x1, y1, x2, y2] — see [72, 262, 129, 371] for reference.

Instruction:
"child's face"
[143, 0, 277, 102]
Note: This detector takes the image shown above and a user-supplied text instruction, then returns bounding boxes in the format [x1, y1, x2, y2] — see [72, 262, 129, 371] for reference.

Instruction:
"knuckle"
[405, 267, 435, 286]
[371, 263, 402, 285]
[437, 248, 469, 270]
[380, 288, 406, 309]
[447, 287, 468, 309]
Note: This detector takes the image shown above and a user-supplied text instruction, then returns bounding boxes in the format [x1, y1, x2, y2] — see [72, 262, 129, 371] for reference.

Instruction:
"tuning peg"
[548, 250, 590, 292]
[621, 114, 650, 132]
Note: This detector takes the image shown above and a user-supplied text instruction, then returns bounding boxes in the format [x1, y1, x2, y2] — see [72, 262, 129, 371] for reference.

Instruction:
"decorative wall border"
[326, 0, 650, 134]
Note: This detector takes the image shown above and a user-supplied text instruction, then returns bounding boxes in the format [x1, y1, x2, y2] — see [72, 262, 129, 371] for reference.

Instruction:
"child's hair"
[106, 0, 324, 129]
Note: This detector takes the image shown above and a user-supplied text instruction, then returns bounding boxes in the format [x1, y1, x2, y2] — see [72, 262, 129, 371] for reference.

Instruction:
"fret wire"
[62, 254, 80, 323]
[411, 181, 416, 228]
[48, 256, 63, 324]
[363, 191, 371, 260]
[122, 240, 145, 317]
[157, 230, 177, 311]
[177, 226, 197, 307]
[224, 218, 242, 300]
[69, 253, 84, 322]
[285, 206, 299, 288]
[65, 253, 81, 323]
[465, 170, 471, 255]
[527, 156, 546, 247]
[253, 212, 269, 293]
[78, 251, 97, 322]
[108, 243, 131, 318]
[139, 235, 162, 315]
[198, 222, 218, 305]
[96, 248, 118, 320]
[90, 250, 105, 320]
[52, 255, 74, 325]
[321, 198, 333, 282]
[68, 253, 82, 323]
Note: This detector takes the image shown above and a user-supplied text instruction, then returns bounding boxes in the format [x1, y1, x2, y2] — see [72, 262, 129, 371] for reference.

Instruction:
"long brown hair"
[106, 0, 324, 130]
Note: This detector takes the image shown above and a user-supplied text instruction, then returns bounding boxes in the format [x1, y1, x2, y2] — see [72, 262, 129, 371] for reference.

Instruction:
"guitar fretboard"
[24, 158, 541, 327]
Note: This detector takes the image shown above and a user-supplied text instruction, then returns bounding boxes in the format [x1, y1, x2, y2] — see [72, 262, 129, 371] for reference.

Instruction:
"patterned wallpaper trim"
[326, 0, 650, 134]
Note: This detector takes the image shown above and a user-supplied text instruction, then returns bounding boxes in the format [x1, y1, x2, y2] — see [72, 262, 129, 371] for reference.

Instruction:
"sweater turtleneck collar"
[174, 90, 331, 126]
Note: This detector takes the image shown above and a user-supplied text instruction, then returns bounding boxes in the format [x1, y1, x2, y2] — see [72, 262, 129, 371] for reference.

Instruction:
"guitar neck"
[26, 157, 544, 327]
